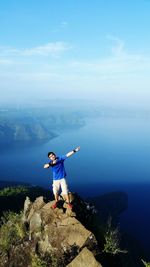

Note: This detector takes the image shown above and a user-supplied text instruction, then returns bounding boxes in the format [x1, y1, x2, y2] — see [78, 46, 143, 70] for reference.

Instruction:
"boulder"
[66, 247, 102, 267]
[38, 216, 98, 254]
[22, 196, 32, 223]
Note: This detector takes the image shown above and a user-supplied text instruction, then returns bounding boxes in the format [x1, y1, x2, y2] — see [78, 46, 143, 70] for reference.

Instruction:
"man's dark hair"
[47, 152, 56, 158]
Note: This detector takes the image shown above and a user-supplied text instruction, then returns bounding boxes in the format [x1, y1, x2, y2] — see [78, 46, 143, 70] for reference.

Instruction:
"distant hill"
[0, 183, 53, 216]
[0, 180, 30, 189]
[0, 107, 85, 145]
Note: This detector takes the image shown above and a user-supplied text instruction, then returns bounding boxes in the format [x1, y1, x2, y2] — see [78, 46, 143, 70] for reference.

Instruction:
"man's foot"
[67, 203, 73, 209]
[51, 202, 58, 209]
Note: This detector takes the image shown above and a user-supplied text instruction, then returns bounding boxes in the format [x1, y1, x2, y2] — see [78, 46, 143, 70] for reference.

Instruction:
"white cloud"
[51, 21, 68, 33]
[69, 54, 150, 77]
[23, 42, 71, 56]
[0, 42, 71, 57]
[61, 21, 68, 28]
[67, 35, 150, 77]
[0, 36, 150, 105]
[107, 34, 125, 57]
[0, 59, 13, 65]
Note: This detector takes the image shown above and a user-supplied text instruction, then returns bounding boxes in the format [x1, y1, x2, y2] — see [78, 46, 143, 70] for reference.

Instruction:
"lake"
[0, 116, 150, 256]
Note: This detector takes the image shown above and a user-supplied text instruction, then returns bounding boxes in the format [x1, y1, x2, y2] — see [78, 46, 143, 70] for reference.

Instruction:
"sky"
[0, 0, 150, 107]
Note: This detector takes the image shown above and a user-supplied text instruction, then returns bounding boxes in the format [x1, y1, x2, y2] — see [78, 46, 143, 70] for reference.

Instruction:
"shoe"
[67, 203, 73, 209]
[52, 202, 58, 209]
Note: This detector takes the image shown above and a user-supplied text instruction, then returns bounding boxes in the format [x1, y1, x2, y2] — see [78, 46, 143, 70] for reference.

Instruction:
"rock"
[38, 214, 98, 257]
[22, 196, 32, 223]
[27, 196, 45, 222]
[29, 211, 42, 237]
[60, 192, 75, 203]
[66, 247, 102, 267]
[32, 196, 45, 209]
[22, 194, 101, 265]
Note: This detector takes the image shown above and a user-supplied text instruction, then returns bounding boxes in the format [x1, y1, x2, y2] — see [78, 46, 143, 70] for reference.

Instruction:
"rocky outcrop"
[22, 194, 102, 266]
[1, 189, 145, 267]
[66, 247, 102, 267]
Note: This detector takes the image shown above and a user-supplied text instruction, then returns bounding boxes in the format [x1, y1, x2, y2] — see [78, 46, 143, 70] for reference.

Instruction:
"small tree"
[142, 259, 150, 267]
[103, 217, 127, 255]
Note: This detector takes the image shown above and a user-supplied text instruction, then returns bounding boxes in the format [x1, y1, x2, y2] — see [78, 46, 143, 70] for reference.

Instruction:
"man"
[44, 146, 80, 209]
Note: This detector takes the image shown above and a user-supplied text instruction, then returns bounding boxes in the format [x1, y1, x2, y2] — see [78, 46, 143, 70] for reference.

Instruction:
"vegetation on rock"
[142, 260, 150, 267]
[103, 217, 127, 255]
[0, 211, 25, 253]
[0, 186, 28, 196]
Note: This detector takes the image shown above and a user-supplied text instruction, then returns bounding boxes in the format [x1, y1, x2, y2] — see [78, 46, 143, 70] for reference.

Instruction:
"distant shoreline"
[0, 180, 30, 189]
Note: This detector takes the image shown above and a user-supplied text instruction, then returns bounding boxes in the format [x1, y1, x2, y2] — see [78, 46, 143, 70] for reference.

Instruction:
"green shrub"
[142, 259, 150, 267]
[31, 252, 59, 267]
[31, 253, 47, 267]
[0, 186, 28, 196]
[103, 217, 127, 255]
[0, 211, 26, 252]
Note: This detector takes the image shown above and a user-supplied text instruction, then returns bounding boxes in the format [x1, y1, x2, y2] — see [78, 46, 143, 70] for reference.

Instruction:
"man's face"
[49, 153, 56, 161]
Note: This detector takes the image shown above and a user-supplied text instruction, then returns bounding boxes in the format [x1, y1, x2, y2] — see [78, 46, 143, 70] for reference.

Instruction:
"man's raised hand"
[44, 163, 49, 169]
[75, 146, 80, 152]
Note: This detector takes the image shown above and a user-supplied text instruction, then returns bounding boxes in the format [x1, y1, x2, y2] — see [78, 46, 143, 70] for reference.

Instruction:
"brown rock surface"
[66, 247, 102, 267]
[22, 195, 101, 266]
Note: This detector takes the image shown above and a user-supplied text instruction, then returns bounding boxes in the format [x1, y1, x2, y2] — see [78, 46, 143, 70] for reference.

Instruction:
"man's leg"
[54, 193, 59, 202]
[52, 180, 60, 208]
[65, 193, 70, 203]
[61, 178, 73, 209]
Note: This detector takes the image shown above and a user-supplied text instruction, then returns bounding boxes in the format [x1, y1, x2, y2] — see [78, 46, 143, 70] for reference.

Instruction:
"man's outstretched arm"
[66, 146, 80, 158]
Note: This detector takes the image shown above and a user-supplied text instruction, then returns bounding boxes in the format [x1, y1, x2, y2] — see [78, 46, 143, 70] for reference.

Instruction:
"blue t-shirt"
[49, 155, 67, 180]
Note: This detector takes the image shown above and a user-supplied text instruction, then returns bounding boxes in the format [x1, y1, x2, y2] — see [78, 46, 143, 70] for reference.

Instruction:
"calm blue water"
[0, 116, 150, 256]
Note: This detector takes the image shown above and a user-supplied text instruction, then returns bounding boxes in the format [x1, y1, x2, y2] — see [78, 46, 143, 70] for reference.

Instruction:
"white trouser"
[52, 178, 68, 195]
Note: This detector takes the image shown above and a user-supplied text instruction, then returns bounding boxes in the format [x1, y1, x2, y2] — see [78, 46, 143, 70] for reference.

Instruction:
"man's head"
[47, 152, 56, 160]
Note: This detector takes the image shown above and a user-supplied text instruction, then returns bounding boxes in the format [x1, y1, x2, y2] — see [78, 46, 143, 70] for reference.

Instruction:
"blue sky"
[0, 0, 150, 107]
